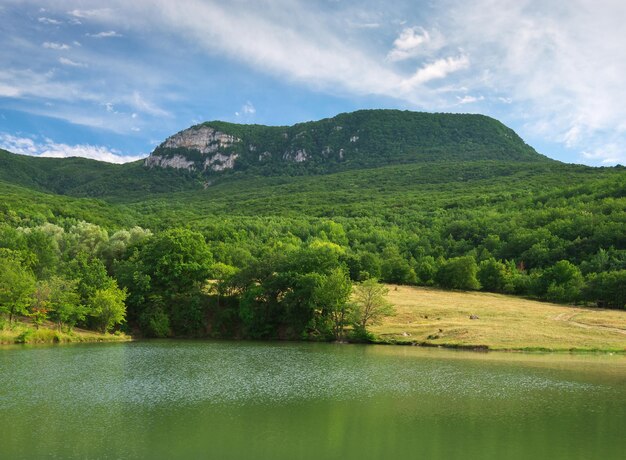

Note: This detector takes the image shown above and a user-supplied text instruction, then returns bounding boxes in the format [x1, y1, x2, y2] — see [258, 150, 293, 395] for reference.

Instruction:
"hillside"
[146, 109, 552, 177]
[0, 149, 201, 198]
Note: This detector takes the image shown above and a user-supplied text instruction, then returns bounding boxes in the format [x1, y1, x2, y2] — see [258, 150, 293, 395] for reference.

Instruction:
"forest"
[1, 162, 624, 340]
[0, 111, 625, 341]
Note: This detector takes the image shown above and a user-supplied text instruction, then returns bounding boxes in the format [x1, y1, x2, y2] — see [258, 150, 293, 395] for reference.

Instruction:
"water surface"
[1, 341, 624, 459]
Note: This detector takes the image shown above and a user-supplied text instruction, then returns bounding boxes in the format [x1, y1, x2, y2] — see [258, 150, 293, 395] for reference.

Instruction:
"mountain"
[145, 109, 552, 177]
[1, 110, 553, 199]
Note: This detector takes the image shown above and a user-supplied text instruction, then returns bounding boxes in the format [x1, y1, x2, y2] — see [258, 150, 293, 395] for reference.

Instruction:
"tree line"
[1, 213, 624, 340]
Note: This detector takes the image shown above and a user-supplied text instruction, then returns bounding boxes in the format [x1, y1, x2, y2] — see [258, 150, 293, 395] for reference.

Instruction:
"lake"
[1, 341, 625, 459]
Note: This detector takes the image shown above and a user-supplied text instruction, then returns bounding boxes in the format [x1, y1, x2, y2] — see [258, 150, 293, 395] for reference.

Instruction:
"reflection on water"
[1, 341, 625, 459]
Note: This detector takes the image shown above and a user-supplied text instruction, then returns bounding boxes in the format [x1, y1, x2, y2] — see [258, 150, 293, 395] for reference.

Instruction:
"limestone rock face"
[145, 126, 242, 172]
[144, 154, 196, 170]
[204, 153, 239, 171]
[161, 126, 239, 154]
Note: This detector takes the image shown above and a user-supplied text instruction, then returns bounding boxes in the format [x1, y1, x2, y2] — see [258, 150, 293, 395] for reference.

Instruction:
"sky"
[1, 0, 625, 165]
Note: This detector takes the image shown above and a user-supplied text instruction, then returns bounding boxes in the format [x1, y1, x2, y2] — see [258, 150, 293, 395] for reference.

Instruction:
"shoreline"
[2, 331, 623, 355]
[0, 322, 132, 345]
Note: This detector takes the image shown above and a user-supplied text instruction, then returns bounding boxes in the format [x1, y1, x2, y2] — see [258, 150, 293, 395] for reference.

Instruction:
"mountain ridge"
[0, 109, 558, 199]
[146, 109, 553, 176]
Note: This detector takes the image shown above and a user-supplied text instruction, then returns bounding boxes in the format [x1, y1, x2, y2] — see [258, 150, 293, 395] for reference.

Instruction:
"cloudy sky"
[1, 0, 625, 165]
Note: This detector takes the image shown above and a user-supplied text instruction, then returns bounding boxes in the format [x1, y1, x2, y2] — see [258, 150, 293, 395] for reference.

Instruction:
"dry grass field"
[371, 285, 626, 352]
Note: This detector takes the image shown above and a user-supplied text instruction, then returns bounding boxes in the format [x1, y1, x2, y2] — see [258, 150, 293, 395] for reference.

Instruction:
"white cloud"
[581, 143, 625, 165]
[401, 55, 470, 89]
[457, 95, 484, 104]
[68, 8, 112, 19]
[0, 68, 99, 101]
[86, 30, 122, 38]
[235, 101, 256, 117]
[387, 27, 431, 62]
[0, 133, 145, 164]
[242, 101, 255, 115]
[129, 91, 169, 117]
[440, 0, 626, 164]
[346, 20, 380, 29]
[38, 17, 62, 25]
[43, 42, 70, 50]
[59, 57, 87, 67]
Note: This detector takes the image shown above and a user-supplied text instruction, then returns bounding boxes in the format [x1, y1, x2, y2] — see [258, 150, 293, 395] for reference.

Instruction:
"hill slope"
[146, 109, 552, 177]
[0, 149, 201, 198]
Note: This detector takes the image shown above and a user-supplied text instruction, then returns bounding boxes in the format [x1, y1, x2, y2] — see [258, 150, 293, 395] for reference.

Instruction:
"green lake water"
[1, 341, 625, 459]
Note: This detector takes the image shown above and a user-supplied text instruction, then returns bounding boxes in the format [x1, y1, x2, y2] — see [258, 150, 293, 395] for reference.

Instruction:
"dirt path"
[552, 311, 626, 335]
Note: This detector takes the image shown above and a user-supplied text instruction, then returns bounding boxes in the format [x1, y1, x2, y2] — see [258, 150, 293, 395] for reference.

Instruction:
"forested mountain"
[146, 109, 550, 177]
[1, 110, 624, 341]
[1, 110, 550, 199]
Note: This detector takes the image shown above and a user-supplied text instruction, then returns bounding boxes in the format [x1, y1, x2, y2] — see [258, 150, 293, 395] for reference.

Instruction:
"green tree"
[48, 277, 85, 331]
[584, 270, 626, 309]
[538, 260, 584, 303]
[0, 253, 36, 325]
[351, 278, 396, 332]
[116, 229, 212, 336]
[90, 285, 127, 333]
[314, 267, 353, 340]
[478, 258, 508, 292]
[436, 256, 480, 290]
[29, 280, 53, 329]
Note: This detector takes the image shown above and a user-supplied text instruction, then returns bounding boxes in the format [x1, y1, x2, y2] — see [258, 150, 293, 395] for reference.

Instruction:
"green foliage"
[114, 228, 212, 336]
[536, 260, 584, 303]
[478, 258, 516, 293]
[314, 267, 353, 340]
[0, 252, 36, 324]
[351, 278, 396, 332]
[436, 256, 481, 290]
[47, 277, 85, 331]
[90, 285, 127, 333]
[584, 270, 626, 309]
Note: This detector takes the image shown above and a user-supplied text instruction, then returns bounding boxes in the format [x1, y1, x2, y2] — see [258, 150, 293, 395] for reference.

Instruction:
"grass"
[0, 320, 131, 345]
[371, 285, 626, 352]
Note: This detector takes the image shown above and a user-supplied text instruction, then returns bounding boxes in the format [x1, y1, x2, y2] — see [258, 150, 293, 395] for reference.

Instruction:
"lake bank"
[0, 320, 131, 345]
[2, 284, 625, 352]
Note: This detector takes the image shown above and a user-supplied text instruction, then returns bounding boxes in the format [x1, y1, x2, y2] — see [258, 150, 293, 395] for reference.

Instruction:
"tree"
[140, 228, 213, 297]
[537, 260, 584, 303]
[478, 258, 509, 292]
[314, 267, 353, 340]
[584, 270, 626, 309]
[352, 278, 395, 332]
[436, 256, 480, 290]
[90, 285, 127, 333]
[47, 277, 85, 331]
[115, 228, 212, 336]
[30, 280, 53, 329]
[0, 253, 36, 325]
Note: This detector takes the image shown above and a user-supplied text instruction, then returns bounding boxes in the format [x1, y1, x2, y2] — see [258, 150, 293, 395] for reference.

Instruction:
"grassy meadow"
[372, 285, 626, 352]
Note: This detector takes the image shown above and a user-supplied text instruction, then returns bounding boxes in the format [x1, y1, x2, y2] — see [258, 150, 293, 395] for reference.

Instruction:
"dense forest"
[1, 111, 625, 341]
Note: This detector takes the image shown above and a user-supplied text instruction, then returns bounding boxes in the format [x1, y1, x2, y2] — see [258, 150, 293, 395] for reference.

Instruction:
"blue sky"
[1, 0, 625, 165]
